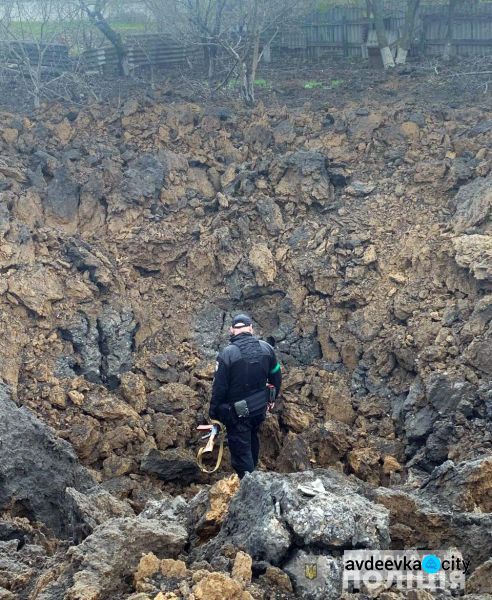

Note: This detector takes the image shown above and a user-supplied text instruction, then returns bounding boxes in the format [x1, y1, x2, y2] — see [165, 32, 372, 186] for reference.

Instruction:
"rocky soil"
[0, 67, 491, 599]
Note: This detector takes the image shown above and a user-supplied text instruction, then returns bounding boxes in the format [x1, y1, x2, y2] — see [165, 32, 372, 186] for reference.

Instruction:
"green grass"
[112, 22, 148, 32]
[6, 20, 148, 40]
[304, 79, 344, 90]
[304, 80, 323, 89]
[225, 78, 271, 90]
[330, 78, 344, 88]
[254, 78, 269, 88]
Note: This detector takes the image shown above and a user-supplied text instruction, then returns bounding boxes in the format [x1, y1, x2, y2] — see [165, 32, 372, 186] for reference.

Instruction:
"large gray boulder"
[0, 384, 95, 538]
[192, 469, 390, 567]
[35, 514, 188, 600]
[421, 456, 492, 512]
[65, 487, 135, 542]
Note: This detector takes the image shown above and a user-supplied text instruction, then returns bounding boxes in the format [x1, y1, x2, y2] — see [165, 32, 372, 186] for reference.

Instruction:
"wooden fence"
[6, 2, 489, 77]
[271, 2, 492, 60]
[0, 40, 71, 71]
[81, 33, 200, 75]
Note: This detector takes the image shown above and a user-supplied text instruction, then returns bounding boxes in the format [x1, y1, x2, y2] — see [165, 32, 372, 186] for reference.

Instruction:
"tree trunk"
[396, 0, 420, 65]
[239, 60, 254, 107]
[80, 1, 129, 76]
[239, 0, 260, 107]
[370, 0, 395, 69]
[443, 0, 458, 62]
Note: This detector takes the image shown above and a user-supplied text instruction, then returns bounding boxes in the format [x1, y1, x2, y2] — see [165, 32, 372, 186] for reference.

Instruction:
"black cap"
[232, 313, 252, 327]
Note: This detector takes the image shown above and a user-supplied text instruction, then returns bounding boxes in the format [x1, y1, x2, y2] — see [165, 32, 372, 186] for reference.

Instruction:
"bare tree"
[183, 0, 227, 80]
[143, 0, 306, 105]
[367, 0, 395, 69]
[79, 0, 130, 75]
[443, 0, 458, 62]
[216, 0, 306, 106]
[0, 0, 85, 108]
[141, 0, 229, 81]
[395, 0, 420, 65]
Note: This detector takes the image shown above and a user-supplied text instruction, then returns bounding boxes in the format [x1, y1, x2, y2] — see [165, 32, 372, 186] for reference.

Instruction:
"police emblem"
[304, 563, 318, 580]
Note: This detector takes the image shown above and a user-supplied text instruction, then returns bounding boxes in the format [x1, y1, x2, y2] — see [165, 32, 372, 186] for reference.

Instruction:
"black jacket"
[209, 332, 282, 420]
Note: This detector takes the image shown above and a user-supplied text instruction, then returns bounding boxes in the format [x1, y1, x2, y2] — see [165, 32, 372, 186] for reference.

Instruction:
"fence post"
[419, 15, 427, 58]
[342, 16, 348, 57]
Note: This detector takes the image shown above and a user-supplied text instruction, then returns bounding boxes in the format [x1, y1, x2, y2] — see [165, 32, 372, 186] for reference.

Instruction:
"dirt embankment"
[0, 71, 491, 599]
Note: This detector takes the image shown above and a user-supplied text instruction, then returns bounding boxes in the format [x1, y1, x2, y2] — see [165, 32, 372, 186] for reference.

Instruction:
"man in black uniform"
[209, 314, 282, 479]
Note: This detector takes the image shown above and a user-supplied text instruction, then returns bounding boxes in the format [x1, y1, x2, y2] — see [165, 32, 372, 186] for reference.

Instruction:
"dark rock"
[44, 166, 80, 223]
[346, 181, 375, 197]
[288, 225, 315, 249]
[449, 157, 476, 184]
[323, 113, 335, 127]
[404, 405, 436, 441]
[147, 383, 199, 414]
[256, 196, 284, 235]
[59, 306, 137, 388]
[402, 378, 437, 443]
[192, 470, 390, 566]
[209, 106, 233, 121]
[97, 307, 137, 389]
[451, 173, 492, 233]
[124, 154, 165, 202]
[147, 353, 180, 383]
[0, 384, 95, 538]
[245, 124, 273, 147]
[64, 237, 114, 291]
[0, 521, 27, 548]
[465, 120, 492, 138]
[426, 372, 476, 415]
[53, 355, 78, 379]
[421, 456, 492, 512]
[464, 325, 492, 375]
[327, 165, 350, 187]
[424, 419, 455, 466]
[65, 486, 134, 542]
[60, 312, 102, 383]
[283, 150, 326, 175]
[140, 448, 201, 483]
[275, 432, 312, 472]
[373, 486, 492, 572]
[192, 303, 226, 358]
[63, 148, 83, 162]
[273, 120, 296, 145]
[53, 516, 188, 599]
[407, 112, 426, 127]
[0, 539, 48, 598]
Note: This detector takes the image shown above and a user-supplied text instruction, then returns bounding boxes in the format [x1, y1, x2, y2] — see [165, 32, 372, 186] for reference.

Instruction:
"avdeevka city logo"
[342, 550, 467, 592]
[422, 554, 441, 574]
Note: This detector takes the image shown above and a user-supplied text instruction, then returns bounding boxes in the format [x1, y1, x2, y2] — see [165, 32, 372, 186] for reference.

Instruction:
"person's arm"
[209, 353, 229, 420]
[267, 351, 282, 399]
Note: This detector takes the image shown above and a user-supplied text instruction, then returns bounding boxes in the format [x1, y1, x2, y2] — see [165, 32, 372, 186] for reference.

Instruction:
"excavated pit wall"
[0, 89, 490, 500]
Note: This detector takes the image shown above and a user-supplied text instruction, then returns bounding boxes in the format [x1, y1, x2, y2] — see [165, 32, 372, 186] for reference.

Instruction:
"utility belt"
[233, 384, 276, 419]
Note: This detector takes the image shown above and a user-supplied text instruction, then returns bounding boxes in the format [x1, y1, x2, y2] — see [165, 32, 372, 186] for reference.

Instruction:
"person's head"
[230, 313, 253, 336]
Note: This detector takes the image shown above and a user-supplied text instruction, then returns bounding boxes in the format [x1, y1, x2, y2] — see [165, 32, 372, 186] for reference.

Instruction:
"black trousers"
[226, 414, 265, 479]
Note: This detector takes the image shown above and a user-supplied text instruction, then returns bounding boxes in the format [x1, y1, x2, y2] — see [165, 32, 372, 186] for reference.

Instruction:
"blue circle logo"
[422, 554, 441, 574]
